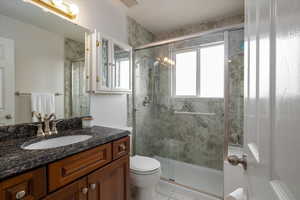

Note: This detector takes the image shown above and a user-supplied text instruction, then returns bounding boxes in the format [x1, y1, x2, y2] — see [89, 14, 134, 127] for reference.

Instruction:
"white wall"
[0, 14, 64, 123]
[72, 0, 130, 127]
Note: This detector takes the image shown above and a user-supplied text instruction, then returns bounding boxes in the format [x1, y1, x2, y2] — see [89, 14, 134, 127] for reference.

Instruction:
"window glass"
[118, 59, 130, 89]
[175, 51, 197, 96]
[200, 44, 224, 98]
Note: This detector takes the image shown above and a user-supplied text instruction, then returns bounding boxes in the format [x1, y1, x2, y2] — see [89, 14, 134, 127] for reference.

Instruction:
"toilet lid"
[130, 156, 161, 172]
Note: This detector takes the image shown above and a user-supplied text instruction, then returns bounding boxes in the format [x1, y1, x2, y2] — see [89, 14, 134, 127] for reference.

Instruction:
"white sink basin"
[22, 135, 92, 150]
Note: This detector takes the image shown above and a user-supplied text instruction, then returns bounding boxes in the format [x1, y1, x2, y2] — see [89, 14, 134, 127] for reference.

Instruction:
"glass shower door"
[133, 31, 228, 198]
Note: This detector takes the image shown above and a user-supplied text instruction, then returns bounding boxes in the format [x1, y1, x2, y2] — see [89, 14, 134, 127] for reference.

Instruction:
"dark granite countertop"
[0, 126, 130, 181]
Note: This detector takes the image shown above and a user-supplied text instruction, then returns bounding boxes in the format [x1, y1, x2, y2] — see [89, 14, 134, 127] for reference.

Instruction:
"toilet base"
[134, 186, 156, 200]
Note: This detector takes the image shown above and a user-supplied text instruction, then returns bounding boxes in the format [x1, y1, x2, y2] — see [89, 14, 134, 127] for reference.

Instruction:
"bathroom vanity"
[0, 126, 130, 200]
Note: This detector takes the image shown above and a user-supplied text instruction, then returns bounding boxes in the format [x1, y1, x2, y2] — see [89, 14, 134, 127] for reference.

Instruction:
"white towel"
[31, 93, 55, 122]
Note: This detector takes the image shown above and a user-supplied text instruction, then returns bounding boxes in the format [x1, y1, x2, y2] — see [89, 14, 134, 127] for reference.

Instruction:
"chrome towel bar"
[173, 111, 216, 116]
[15, 91, 64, 96]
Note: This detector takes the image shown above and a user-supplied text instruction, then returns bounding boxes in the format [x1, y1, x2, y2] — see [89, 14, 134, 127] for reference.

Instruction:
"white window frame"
[171, 41, 225, 99]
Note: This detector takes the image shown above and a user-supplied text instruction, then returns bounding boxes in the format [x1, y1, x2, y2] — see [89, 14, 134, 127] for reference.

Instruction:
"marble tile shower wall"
[127, 17, 155, 127]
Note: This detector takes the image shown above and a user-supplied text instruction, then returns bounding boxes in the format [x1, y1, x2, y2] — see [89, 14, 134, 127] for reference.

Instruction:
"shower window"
[172, 42, 225, 98]
[174, 50, 197, 96]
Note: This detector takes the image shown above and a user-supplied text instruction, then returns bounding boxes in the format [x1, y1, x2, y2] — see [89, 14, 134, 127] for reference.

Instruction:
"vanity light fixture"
[25, 0, 79, 20]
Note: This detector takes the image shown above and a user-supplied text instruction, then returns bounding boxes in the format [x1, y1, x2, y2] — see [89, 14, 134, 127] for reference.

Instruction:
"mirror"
[112, 42, 131, 91]
[0, 0, 91, 126]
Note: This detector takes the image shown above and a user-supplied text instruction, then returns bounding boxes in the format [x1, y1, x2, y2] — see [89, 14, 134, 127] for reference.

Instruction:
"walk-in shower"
[132, 26, 244, 199]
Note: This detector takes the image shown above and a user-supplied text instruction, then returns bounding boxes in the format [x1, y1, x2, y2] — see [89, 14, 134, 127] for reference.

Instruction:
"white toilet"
[130, 155, 161, 200]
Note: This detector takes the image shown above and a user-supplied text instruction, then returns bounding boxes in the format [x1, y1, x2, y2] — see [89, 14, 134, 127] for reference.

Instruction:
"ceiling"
[123, 0, 244, 33]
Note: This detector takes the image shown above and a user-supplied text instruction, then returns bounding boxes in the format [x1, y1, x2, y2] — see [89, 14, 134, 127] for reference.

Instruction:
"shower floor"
[154, 156, 223, 198]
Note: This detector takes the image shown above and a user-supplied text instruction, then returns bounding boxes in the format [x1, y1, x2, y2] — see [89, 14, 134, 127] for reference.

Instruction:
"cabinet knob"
[16, 190, 26, 199]
[90, 183, 97, 190]
[120, 144, 126, 151]
[82, 187, 89, 195]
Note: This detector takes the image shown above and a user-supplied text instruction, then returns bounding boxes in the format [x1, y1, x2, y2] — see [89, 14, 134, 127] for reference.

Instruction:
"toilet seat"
[130, 156, 161, 175]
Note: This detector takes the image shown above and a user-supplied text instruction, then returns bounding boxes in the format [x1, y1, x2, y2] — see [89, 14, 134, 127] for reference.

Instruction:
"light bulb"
[52, 0, 63, 6]
[69, 4, 79, 15]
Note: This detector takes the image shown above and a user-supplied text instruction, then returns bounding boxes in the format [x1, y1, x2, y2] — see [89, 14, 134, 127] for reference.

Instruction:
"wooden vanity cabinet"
[43, 155, 129, 200]
[43, 178, 88, 200]
[88, 155, 129, 200]
[112, 137, 130, 160]
[0, 168, 46, 200]
[0, 136, 130, 200]
[48, 143, 112, 192]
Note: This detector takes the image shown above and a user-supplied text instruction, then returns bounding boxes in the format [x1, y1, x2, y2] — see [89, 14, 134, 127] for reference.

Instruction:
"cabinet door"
[0, 168, 46, 200]
[85, 32, 92, 93]
[88, 155, 129, 200]
[91, 31, 132, 94]
[111, 41, 132, 92]
[93, 32, 111, 92]
[43, 178, 87, 200]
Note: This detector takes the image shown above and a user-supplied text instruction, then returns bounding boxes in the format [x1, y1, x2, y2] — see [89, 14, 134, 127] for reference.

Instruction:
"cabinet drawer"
[48, 143, 112, 192]
[0, 167, 46, 200]
[113, 137, 130, 160]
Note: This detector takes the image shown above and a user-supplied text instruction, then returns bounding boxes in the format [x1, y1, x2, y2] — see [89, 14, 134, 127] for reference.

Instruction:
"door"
[226, 0, 300, 199]
[91, 31, 111, 92]
[0, 37, 15, 125]
[43, 178, 88, 200]
[88, 155, 129, 200]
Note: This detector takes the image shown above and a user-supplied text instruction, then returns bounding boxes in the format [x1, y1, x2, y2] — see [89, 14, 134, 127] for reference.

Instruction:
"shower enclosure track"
[134, 24, 244, 50]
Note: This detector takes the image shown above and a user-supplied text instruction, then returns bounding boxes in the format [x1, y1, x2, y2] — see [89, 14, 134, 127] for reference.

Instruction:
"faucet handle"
[51, 119, 63, 135]
[51, 121, 58, 135]
[37, 123, 45, 137]
[29, 123, 45, 137]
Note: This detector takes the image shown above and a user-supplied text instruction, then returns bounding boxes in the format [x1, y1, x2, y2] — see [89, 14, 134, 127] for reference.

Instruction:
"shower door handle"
[227, 155, 247, 170]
